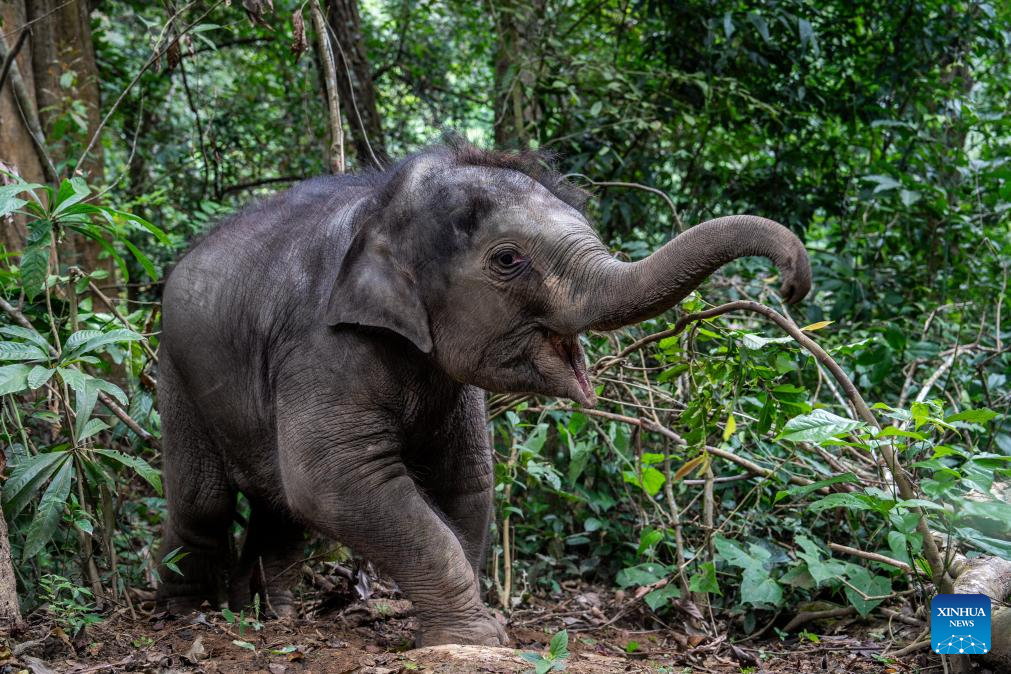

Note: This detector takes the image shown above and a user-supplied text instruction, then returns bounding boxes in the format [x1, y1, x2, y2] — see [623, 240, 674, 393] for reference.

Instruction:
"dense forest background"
[0, 0, 1009, 671]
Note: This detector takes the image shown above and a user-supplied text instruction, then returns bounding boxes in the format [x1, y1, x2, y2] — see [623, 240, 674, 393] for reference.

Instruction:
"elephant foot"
[415, 613, 509, 647]
[161, 594, 218, 616]
[263, 590, 298, 619]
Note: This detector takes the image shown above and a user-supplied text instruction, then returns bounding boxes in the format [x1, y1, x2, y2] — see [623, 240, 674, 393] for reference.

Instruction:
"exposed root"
[948, 555, 1011, 673]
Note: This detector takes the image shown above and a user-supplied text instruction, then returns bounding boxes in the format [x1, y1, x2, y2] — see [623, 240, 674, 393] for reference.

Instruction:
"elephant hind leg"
[156, 355, 236, 613]
[229, 502, 306, 617]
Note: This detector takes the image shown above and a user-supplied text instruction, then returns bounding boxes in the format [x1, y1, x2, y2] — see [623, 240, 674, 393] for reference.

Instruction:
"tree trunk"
[1, 1, 110, 272]
[325, 0, 385, 167]
[0, 1, 43, 252]
[492, 0, 544, 148]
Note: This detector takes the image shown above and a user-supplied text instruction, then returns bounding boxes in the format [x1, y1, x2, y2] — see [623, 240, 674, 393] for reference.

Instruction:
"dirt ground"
[0, 582, 982, 673]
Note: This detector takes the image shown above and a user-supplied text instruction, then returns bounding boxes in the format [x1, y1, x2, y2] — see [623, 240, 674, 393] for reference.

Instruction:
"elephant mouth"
[548, 332, 595, 407]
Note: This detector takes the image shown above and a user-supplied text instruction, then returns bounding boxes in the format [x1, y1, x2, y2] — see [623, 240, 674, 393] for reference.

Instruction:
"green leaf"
[53, 177, 91, 216]
[77, 418, 110, 441]
[22, 457, 74, 560]
[64, 328, 142, 360]
[795, 536, 846, 586]
[774, 473, 860, 503]
[945, 408, 998, 424]
[643, 583, 681, 611]
[0, 364, 32, 395]
[616, 563, 668, 588]
[0, 326, 52, 352]
[26, 365, 55, 389]
[2, 451, 69, 518]
[622, 466, 665, 496]
[807, 492, 877, 514]
[548, 630, 569, 660]
[741, 333, 793, 349]
[92, 449, 163, 495]
[689, 562, 720, 594]
[0, 341, 48, 362]
[741, 569, 783, 607]
[20, 218, 52, 301]
[843, 565, 890, 616]
[777, 409, 864, 444]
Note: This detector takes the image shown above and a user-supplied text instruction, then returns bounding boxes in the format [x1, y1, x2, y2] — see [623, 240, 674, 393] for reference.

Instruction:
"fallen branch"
[783, 606, 856, 633]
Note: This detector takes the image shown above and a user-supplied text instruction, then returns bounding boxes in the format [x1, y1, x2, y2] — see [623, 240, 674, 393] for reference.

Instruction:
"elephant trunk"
[576, 215, 811, 332]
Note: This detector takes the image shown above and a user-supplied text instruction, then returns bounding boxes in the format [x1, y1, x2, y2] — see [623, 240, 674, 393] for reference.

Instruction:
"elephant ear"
[325, 230, 433, 353]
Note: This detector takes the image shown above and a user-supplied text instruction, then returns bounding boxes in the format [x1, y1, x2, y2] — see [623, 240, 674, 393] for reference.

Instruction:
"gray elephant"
[156, 139, 811, 646]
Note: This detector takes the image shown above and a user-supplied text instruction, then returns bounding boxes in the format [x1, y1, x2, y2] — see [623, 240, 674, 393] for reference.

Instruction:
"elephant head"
[327, 142, 811, 406]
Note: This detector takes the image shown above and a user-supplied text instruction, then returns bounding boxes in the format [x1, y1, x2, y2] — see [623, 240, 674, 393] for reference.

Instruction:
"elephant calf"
[156, 138, 811, 646]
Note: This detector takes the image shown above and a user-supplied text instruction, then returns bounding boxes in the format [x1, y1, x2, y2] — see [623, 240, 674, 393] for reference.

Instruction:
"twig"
[564, 174, 684, 232]
[828, 542, 920, 575]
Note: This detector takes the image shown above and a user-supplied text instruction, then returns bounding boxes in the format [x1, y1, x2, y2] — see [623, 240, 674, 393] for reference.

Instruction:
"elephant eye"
[497, 251, 520, 266]
[490, 247, 526, 278]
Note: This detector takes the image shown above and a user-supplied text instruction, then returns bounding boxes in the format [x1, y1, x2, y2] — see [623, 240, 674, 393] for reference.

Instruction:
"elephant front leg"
[279, 420, 506, 647]
[413, 386, 495, 577]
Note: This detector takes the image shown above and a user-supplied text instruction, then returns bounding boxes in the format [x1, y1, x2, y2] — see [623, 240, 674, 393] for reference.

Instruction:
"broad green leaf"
[741, 333, 793, 349]
[644, 583, 681, 610]
[20, 218, 52, 301]
[52, 177, 91, 216]
[807, 492, 877, 514]
[92, 449, 162, 495]
[741, 569, 783, 607]
[622, 466, 665, 496]
[0, 326, 51, 352]
[0, 341, 48, 362]
[64, 330, 103, 352]
[0, 364, 32, 395]
[616, 562, 668, 588]
[774, 473, 860, 503]
[22, 456, 74, 560]
[548, 630, 569, 660]
[843, 565, 890, 616]
[795, 536, 847, 586]
[777, 409, 864, 444]
[2, 451, 69, 517]
[26, 365, 55, 389]
[945, 408, 998, 424]
[64, 328, 142, 359]
[689, 561, 720, 594]
[77, 418, 110, 441]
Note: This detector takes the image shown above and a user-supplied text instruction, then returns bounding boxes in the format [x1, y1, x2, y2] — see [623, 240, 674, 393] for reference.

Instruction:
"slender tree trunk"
[492, 0, 544, 148]
[1, 0, 111, 277]
[0, 1, 44, 252]
[324, 0, 385, 167]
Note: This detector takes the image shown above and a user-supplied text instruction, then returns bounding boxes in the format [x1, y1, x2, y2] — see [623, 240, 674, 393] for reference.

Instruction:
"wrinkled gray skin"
[156, 143, 811, 647]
